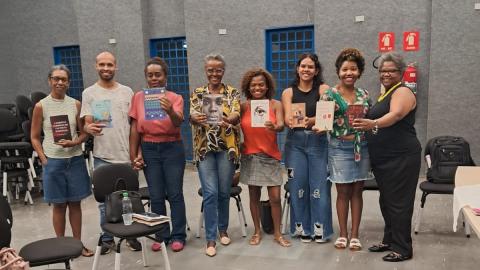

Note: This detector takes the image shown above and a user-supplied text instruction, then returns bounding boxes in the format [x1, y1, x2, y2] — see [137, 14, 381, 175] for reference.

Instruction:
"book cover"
[133, 218, 170, 226]
[92, 99, 113, 128]
[346, 104, 365, 127]
[291, 103, 306, 128]
[250, 99, 269, 127]
[314, 101, 335, 131]
[144, 87, 167, 120]
[50, 115, 72, 143]
[203, 94, 223, 125]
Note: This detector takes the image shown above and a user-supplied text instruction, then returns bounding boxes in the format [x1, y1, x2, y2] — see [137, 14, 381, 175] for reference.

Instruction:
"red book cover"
[346, 105, 365, 126]
[50, 115, 72, 142]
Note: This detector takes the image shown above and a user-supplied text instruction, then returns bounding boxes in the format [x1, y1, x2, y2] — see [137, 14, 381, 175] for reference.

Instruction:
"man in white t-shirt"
[80, 51, 141, 254]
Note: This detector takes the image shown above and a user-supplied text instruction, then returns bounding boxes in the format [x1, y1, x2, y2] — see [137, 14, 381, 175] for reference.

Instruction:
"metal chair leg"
[91, 236, 102, 270]
[196, 201, 204, 238]
[160, 241, 171, 270]
[414, 191, 428, 234]
[141, 237, 148, 266]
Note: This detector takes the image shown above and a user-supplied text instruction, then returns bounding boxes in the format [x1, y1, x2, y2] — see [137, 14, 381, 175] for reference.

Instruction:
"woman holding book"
[30, 65, 93, 257]
[190, 53, 241, 257]
[281, 53, 332, 243]
[129, 57, 187, 252]
[239, 68, 291, 247]
[353, 52, 421, 262]
[316, 48, 372, 251]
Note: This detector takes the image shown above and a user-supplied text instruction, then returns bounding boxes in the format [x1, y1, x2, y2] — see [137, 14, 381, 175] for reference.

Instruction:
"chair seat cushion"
[363, 179, 379, 190]
[419, 181, 454, 194]
[102, 222, 168, 239]
[19, 237, 83, 266]
[198, 186, 243, 197]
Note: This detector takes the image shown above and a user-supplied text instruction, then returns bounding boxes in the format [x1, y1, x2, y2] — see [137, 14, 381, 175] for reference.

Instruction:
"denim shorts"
[42, 155, 91, 203]
[327, 137, 373, 184]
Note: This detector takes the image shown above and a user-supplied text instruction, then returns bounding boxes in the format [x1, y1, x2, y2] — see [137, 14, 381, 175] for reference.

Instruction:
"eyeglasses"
[50, 76, 69, 83]
[379, 69, 400, 75]
[206, 68, 224, 75]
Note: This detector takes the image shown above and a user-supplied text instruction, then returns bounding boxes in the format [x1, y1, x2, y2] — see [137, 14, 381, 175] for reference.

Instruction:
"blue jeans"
[141, 141, 187, 243]
[94, 158, 114, 242]
[197, 151, 235, 242]
[285, 130, 333, 239]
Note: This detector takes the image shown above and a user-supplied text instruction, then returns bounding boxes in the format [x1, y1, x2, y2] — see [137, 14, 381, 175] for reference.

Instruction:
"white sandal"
[349, 238, 362, 251]
[334, 237, 348, 249]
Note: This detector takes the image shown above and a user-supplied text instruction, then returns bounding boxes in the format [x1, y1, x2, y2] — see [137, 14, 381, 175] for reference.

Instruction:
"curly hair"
[291, 53, 324, 89]
[335, 48, 365, 77]
[240, 68, 275, 100]
[144, 56, 168, 77]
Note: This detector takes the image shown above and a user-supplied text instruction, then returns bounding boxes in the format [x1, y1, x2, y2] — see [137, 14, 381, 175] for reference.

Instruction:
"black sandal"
[368, 243, 391, 252]
[382, 252, 412, 262]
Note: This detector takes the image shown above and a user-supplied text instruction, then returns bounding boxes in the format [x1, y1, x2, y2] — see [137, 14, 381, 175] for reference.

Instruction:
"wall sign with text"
[403, 31, 419, 51]
[378, 32, 395, 52]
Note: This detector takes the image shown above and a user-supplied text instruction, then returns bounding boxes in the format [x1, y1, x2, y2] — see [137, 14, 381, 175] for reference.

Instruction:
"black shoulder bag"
[104, 178, 144, 223]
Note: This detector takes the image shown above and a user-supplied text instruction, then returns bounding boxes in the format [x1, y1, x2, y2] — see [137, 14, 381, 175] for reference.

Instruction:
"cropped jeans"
[284, 129, 333, 240]
[197, 151, 235, 242]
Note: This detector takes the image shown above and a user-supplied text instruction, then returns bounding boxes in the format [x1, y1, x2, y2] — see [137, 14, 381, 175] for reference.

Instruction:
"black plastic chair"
[196, 186, 247, 238]
[91, 163, 171, 270]
[30, 91, 48, 105]
[15, 95, 32, 123]
[0, 108, 23, 142]
[280, 181, 290, 234]
[0, 195, 83, 269]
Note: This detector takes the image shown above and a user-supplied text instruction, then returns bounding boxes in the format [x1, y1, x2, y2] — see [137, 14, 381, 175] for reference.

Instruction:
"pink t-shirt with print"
[129, 90, 183, 143]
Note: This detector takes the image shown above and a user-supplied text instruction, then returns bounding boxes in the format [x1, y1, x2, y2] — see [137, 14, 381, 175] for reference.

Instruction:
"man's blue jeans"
[197, 151, 235, 242]
[284, 130, 333, 240]
[141, 141, 187, 243]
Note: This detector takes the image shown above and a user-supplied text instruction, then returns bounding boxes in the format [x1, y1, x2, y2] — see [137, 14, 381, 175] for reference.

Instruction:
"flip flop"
[82, 247, 94, 257]
[274, 236, 291, 247]
[249, 234, 261, 245]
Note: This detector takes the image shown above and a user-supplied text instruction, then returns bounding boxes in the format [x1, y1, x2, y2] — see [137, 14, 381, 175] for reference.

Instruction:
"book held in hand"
[314, 101, 335, 131]
[203, 94, 223, 125]
[346, 104, 365, 127]
[50, 115, 72, 143]
[291, 103, 306, 128]
[144, 87, 167, 120]
[92, 100, 113, 127]
[250, 99, 269, 127]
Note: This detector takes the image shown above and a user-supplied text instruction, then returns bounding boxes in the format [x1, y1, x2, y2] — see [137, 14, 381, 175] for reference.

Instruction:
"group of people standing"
[30, 48, 421, 263]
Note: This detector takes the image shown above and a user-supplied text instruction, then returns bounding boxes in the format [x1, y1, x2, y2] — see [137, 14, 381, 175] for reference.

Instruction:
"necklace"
[377, 82, 402, 102]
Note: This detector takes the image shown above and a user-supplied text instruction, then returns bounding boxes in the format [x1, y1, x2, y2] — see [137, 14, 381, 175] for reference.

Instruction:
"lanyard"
[377, 82, 402, 102]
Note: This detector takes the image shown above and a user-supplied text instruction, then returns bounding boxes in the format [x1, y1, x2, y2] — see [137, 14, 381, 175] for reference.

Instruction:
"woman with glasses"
[281, 53, 333, 243]
[129, 57, 187, 252]
[353, 52, 421, 262]
[30, 65, 93, 257]
[190, 53, 241, 257]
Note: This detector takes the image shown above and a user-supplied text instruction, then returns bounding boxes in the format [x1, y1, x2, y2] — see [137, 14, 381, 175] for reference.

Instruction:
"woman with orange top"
[239, 68, 291, 247]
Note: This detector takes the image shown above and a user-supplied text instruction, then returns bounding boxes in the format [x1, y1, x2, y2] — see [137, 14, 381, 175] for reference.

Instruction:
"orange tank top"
[240, 101, 281, 160]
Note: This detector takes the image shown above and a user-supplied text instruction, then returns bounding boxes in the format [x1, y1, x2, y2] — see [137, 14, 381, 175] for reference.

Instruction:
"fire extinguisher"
[403, 62, 417, 94]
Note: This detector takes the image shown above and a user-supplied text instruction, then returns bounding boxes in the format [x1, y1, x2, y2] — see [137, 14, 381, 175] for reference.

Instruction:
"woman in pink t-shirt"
[129, 57, 187, 252]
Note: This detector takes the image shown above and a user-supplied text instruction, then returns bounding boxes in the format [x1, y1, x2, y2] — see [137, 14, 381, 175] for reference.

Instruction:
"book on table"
[291, 103, 306, 128]
[92, 99, 113, 127]
[143, 87, 167, 120]
[250, 99, 269, 127]
[314, 101, 335, 131]
[346, 104, 365, 127]
[50, 115, 72, 142]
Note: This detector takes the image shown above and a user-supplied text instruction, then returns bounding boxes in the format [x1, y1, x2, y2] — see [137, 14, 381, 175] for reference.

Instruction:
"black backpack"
[425, 136, 475, 184]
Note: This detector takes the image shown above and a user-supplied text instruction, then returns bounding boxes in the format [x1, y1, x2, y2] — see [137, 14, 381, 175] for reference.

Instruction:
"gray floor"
[9, 164, 479, 270]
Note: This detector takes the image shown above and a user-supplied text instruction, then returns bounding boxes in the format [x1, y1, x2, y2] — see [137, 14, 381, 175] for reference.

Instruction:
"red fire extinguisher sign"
[379, 32, 395, 52]
[403, 31, 419, 51]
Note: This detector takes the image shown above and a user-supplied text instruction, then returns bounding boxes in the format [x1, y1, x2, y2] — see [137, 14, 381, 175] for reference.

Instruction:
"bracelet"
[372, 120, 379, 135]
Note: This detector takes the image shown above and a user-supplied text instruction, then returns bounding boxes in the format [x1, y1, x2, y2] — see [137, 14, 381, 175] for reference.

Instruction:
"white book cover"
[314, 101, 335, 131]
[250, 99, 269, 127]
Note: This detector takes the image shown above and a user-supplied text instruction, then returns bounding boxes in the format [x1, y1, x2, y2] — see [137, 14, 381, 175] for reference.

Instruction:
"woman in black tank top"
[353, 53, 421, 262]
[281, 53, 334, 242]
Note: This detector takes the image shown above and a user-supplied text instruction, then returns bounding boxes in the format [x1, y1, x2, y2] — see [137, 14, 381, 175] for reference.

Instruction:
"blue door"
[53, 45, 84, 101]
